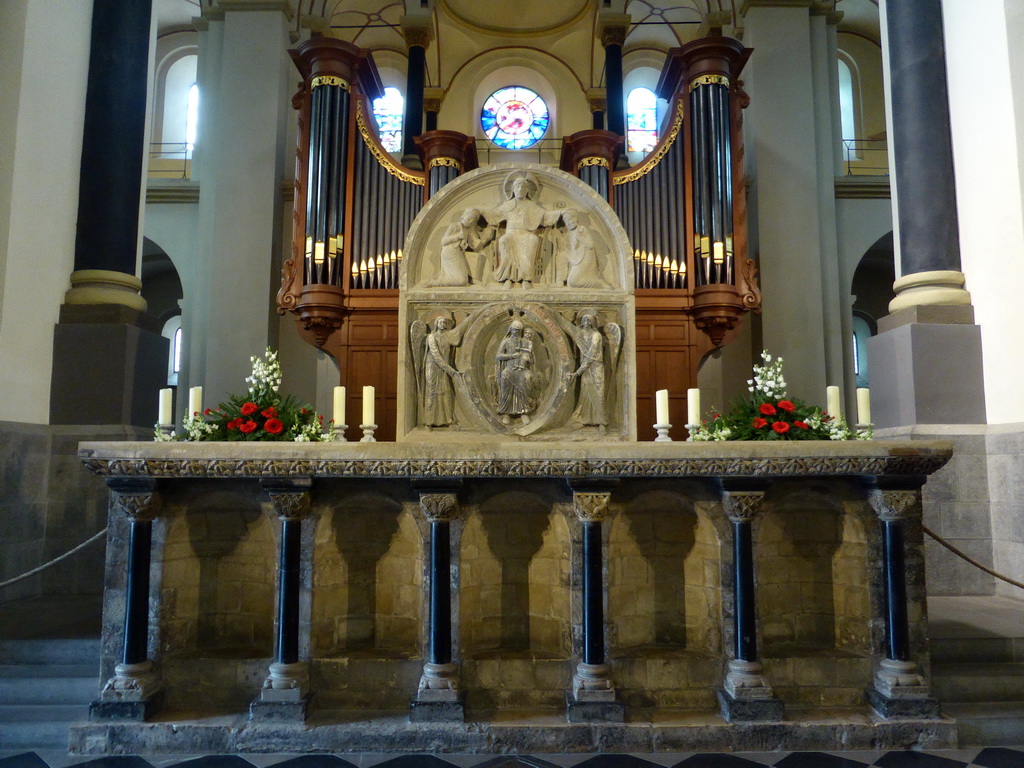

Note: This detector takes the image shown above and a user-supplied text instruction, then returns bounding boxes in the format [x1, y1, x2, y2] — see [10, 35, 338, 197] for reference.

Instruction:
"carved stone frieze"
[419, 492, 459, 523]
[82, 452, 952, 480]
[573, 491, 611, 522]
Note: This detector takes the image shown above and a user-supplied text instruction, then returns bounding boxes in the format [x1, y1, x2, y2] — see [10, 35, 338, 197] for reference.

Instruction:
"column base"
[91, 663, 164, 722]
[867, 687, 940, 719]
[717, 688, 784, 722]
[566, 692, 625, 723]
[409, 696, 465, 722]
[89, 691, 164, 722]
[249, 662, 311, 721]
[249, 695, 311, 722]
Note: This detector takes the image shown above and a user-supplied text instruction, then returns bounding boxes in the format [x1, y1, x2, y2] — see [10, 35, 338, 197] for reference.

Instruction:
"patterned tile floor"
[3, 749, 1024, 768]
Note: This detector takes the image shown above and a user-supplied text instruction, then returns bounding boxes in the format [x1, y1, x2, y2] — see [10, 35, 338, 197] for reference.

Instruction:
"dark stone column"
[567, 485, 623, 723]
[414, 131, 478, 200]
[868, 0, 984, 427]
[410, 483, 465, 722]
[718, 485, 783, 722]
[866, 484, 940, 718]
[424, 87, 443, 133]
[52, 0, 168, 428]
[559, 130, 620, 204]
[90, 479, 163, 722]
[251, 479, 312, 722]
[400, 17, 433, 170]
[598, 14, 629, 168]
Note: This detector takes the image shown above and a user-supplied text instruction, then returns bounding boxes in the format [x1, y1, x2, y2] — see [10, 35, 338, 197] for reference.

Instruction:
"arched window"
[852, 314, 873, 388]
[838, 57, 857, 142]
[161, 316, 183, 387]
[373, 86, 404, 153]
[185, 83, 199, 156]
[626, 87, 658, 153]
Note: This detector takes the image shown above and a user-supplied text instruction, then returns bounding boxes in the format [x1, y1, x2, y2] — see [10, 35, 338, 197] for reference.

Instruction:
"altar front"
[72, 438, 957, 754]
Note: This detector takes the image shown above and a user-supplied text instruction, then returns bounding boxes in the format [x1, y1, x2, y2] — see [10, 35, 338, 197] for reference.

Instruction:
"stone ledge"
[68, 708, 957, 754]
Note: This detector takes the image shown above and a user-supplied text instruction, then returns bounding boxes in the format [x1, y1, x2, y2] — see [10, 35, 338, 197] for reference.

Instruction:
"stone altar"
[398, 163, 636, 442]
[73, 438, 957, 754]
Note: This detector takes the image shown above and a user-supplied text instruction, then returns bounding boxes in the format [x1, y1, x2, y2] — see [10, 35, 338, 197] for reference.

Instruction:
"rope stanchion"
[0, 528, 108, 589]
[923, 525, 1024, 591]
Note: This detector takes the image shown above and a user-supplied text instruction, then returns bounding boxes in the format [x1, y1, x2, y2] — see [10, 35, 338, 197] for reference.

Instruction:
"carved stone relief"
[398, 163, 636, 442]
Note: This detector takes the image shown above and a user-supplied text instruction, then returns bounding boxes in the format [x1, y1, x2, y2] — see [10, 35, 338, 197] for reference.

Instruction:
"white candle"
[687, 388, 700, 425]
[857, 387, 872, 425]
[333, 385, 346, 426]
[655, 389, 669, 425]
[826, 385, 841, 418]
[158, 388, 173, 425]
[362, 385, 374, 426]
[188, 386, 203, 416]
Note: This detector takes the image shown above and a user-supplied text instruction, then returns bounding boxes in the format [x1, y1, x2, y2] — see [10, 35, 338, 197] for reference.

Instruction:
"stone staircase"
[930, 595, 1024, 746]
[0, 638, 99, 750]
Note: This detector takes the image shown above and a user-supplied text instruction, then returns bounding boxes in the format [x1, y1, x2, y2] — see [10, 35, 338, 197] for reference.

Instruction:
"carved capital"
[401, 15, 434, 49]
[114, 492, 161, 522]
[267, 490, 310, 521]
[420, 492, 459, 523]
[598, 13, 630, 47]
[725, 491, 764, 522]
[573, 491, 611, 522]
[872, 490, 919, 522]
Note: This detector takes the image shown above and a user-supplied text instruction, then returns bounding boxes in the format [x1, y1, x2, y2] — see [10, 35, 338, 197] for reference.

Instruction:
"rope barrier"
[0, 528, 108, 589]
[923, 525, 1024, 591]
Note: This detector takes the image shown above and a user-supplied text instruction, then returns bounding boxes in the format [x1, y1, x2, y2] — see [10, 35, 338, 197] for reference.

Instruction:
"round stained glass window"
[481, 86, 549, 149]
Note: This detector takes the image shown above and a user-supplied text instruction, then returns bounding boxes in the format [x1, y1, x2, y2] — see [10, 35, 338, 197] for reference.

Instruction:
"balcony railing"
[148, 142, 192, 179]
[842, 138, 888, 176]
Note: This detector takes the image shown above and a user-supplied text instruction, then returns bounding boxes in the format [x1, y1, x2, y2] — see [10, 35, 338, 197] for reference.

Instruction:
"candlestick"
[654, 422, 673, 442]
[362, 385, 375, 427]
[188, 386, 203, 417]
[158, 388, 173, 426]
[826, 385, 841, 418]
[687, 388, 701, 427]
[360, 423, 377, 442]
[655, 389, 669, 426]
[856, 387, 872, 427]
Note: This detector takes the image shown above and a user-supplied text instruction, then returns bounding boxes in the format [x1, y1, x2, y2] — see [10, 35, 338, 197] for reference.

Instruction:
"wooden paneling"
[337, 311, 399, 441]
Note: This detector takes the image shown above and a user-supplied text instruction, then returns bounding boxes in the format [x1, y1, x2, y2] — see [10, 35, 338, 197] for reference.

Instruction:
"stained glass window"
[627, 87, 658, 153]
[373, 86, 404, 153]
[481, 86, 549, 150]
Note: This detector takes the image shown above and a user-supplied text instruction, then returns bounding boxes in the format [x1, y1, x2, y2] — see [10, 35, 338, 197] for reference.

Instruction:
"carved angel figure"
[410, 314, 466, 427]
[484, 172, 563, 288]
[559, 312, 622, 434]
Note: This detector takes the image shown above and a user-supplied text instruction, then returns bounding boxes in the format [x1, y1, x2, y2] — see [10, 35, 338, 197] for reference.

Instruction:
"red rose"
[227, 418, 243, 431]
[773, 421, 791, 434]
[261, 406, 278, 418]
[264, 418, 284, 434]
[795, 420, 810, 430]
[203, 408, 212, 416]
[239, 420, 258, 433]
[778, 400, 795, 412]
[240, 402, 258, 416]
[752, 417, 768, 429]
[759, 403, 777, 416]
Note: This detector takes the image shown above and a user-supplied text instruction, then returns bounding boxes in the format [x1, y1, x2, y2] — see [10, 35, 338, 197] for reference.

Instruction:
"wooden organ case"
[278, 36, 759, 440]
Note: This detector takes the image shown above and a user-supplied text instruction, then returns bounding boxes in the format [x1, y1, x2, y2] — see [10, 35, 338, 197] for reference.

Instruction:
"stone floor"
[3, 748, 1024, 767]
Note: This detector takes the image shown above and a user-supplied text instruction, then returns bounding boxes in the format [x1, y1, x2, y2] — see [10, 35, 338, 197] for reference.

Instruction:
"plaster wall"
[0, 0, 91, 424]
[942, 0, 1024, 424]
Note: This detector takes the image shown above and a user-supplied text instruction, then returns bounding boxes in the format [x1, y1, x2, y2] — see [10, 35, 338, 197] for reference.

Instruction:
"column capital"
[572, 491, 612, 522]
[108, 478, 161, 522]
[261, 479, 312, 521]
[423, 86, 445, 115]
[209, 0, 295, 18]
[419, 492, 460, 523]
[586, 87, 607, 114]
[598, 13, 631, 48]
[723, 491, 764, 522]
[401, 14, 435, 49]
[868, 489, 919, 522]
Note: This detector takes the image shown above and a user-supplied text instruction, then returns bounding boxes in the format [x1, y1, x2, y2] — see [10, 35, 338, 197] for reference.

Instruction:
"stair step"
[0, 638, 100, 665]
[0, 720, 71, 750]
[0, 663, 97, 678]
[0, 703, 88, 722]
[943, 702, 1024, 746]
[933, 662, 1024, 703]
[0, 675, 96, 704]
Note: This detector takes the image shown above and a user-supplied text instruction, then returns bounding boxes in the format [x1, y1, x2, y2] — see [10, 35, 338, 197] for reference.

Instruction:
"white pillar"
[942, 0, 1024, 423]
[0, 0, 92, 423]
[741, 2, 838, 403]
[188, 5, 292, 407]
